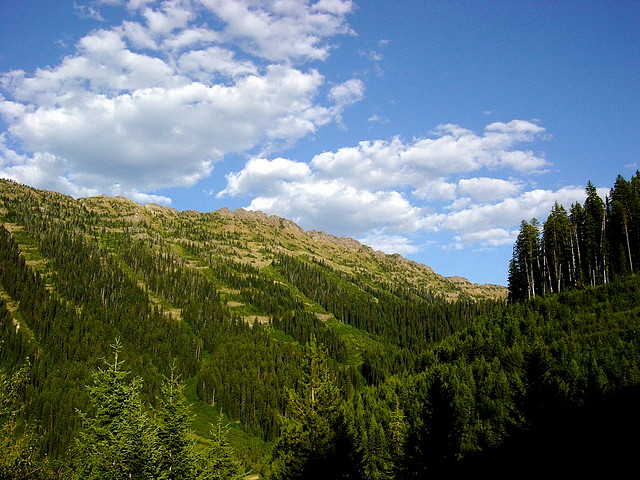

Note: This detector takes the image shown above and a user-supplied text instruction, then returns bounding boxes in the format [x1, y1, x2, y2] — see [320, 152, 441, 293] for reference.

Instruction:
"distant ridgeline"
[509, 172, 640, 301]
[1, 178, 639, 478]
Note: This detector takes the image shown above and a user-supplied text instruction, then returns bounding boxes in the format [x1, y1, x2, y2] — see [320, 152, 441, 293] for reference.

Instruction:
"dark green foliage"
[411, 276, 640, 472]
[0, 359, 66, 479]
[509, 173, 640, 300]
[0, 181, 354, 450]
[194, 325, 301, 440]
[194, 417, 246, 480]
[156, 362, 196, 480]
[72, 344, 246, 480]
[274, 254, 498, 351]
[542, 203, 573, 293]
[266, 338, 358, 480]
[508, 218, 545, 300]
[73, 341, 158, 480]
[271, 309, 348, 363]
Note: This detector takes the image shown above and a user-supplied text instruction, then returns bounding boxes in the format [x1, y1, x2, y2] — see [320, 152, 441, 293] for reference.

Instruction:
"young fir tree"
[266, 336, 355, 480]
[387, 397, 407, 477]
[156, 361, 197, 480]
[195, 416, 245, 480]
[73, 340, 158, 480]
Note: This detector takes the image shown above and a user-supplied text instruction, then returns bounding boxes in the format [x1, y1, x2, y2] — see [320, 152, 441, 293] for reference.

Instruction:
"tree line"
[509, 173, 640, 301]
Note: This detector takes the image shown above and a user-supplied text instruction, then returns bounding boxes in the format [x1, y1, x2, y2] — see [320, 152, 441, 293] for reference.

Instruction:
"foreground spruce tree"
[266, 336, 357, 480]
[195, 416, 246, 480]
[72, 342, 247, 480]
[73, 340, 158, 480]
[156, 362, 197, 480]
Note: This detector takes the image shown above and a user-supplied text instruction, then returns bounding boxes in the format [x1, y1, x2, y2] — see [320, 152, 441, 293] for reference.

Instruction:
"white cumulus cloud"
[0, 0, 358, 202]
[199, 0, 355, 62]
[357, 231, 420, 256]
[220, 120, 570, 254]
[457, 177, 523, 203]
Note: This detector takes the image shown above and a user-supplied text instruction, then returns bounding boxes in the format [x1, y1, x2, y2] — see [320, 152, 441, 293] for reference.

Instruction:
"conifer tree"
[267, 336, 354, 480]
[509, 220, 542, 301]
[583, 181, 607, 285]
[0, 359, 48, 479]
[542, 202, 573, 292]
[608, 174, 635, 275]
[156, 361, 196, 480]
[508, 257, 527, 303]
[388, 397, 407, 473]
[195, 416, 245, 480]
[73, 340, 157, 480]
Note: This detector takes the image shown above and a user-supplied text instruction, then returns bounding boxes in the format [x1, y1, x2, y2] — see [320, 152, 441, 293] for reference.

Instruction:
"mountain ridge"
[17, 181, 505, 300]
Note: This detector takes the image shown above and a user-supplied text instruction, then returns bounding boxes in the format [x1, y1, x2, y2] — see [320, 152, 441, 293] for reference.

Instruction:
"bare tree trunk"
[573, 224, 582, 285]
[569, 235, 576, 285]
[625, 222, 634, 273]
[601, 211, 608, 284]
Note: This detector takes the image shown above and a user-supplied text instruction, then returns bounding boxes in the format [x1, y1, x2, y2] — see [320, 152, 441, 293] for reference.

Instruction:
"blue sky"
[1, 1, 638, 285]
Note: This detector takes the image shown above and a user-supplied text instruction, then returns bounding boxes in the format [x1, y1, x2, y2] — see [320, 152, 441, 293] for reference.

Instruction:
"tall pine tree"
[542, 202, 573, 293]
[583, 181, 607, 286]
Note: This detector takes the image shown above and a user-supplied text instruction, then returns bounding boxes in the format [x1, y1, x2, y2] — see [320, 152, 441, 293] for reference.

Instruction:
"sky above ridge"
[1, 0, 638, 285]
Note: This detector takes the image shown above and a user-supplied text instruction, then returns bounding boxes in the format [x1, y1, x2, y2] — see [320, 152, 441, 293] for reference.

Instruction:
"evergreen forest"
[1, 174, 639, 478]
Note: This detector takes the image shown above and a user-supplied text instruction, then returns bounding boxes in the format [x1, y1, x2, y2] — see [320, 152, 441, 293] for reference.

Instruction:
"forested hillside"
[1, 177, 639, 478]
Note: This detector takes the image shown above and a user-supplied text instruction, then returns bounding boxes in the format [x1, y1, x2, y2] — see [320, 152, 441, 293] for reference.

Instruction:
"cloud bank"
[0, 0, 593, 261]
[0, 0, 357, 201]
[219, 120, 587, 253]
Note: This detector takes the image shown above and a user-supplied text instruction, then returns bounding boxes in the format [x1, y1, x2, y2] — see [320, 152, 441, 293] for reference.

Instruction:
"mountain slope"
[78, 188, 505, 301]
[0, 178, 503, 467]
[2, 178, 639, 477]
[0, 178, 505, 327]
